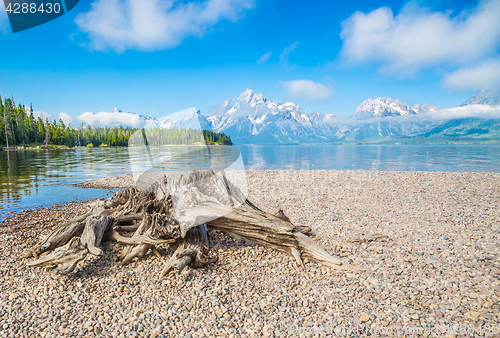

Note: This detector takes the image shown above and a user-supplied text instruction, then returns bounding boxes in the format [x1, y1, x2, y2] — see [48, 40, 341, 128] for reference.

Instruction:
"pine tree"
[0, 93, 232, 148]
[44, 119, 50, 148]
[3, 98, 11, 148]
[11, 121, 16, 145]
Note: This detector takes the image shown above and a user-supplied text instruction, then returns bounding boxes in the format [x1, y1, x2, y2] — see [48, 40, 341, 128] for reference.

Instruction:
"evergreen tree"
[0, 94, 232, 147]
[44, 119, 50, 148]
[1, 95, 8, 148]
[3, 98, 12, 148]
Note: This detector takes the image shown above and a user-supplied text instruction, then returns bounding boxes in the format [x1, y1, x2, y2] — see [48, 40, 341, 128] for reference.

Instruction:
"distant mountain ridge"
[461, 89, 500, 107]
[206, 89, 337, 143]
[98, 89, 500, 144]
[155, 109, 210, 130]
[109, 107, 157, 125]
[354, 97, 438, 119]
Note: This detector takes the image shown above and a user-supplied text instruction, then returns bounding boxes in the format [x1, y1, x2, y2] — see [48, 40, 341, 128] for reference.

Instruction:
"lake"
[1, 144, 499, 219]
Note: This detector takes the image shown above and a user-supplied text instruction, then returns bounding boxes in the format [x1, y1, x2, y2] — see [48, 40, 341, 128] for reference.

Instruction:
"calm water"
[1, 144, 499, 219]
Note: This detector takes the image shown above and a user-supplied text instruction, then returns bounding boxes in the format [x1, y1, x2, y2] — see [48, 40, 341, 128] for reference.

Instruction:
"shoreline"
[3, 142, 500, 152]
[1, 170, 499, 336]
[0, 143, 232, 152]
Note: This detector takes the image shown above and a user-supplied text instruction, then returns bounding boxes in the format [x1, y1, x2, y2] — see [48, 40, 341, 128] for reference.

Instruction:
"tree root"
[25, 169, 361, 276]
[160, 224, 218, 276]
[24, 201, 107, 260]
[26, 237, 88, 274]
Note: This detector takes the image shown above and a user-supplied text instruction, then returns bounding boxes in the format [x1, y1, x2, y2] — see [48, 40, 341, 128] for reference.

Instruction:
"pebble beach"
[1, 170, 500, 337]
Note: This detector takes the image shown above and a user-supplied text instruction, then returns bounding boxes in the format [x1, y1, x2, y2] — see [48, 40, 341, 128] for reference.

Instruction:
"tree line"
[0, 95, 232, 148]
[130, 128, 232, 146]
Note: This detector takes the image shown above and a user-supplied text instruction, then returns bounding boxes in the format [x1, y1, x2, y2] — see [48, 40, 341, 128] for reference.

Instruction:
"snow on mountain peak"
[82, 107, 205, 129]
[354, 97, 438, 119]
[85, 88, 500, 144]
[236, 89, 268, 107]
[207, 89, 338, 143]
[461, 89, 500, 107]
[238, 89, 255, 101]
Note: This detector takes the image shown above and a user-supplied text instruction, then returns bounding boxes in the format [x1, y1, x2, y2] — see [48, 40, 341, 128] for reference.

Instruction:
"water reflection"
[1, 144, 499, 218]
[239, 144, 500, 172]
[0, 146, 241, 218]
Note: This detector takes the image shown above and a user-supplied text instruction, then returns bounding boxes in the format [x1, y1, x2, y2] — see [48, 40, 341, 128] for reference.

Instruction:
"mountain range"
[101, 89, 500, 144]
[353, 97, 438, 119]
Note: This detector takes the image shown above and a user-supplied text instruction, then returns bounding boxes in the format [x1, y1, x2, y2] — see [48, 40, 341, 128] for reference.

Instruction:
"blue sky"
[1, 0, 499, 123]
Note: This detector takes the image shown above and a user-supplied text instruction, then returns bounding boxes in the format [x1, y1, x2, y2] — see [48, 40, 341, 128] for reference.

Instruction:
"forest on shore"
[0, 96, 232, 148]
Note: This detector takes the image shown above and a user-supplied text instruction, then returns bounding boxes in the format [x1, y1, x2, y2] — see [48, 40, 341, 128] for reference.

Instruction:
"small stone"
[468, 311, 481, 320]
[360, 314, 370, 322]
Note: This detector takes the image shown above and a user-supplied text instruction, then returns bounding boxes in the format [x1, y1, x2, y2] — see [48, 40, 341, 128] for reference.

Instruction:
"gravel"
[2, 170, 500, 337]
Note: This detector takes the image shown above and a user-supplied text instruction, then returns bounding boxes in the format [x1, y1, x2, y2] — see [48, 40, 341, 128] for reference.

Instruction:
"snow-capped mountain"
[154, 109, 210, 130]
[461, 89, 500, 106]
[81, 107, 207, 130]
[206, 89, 338, 143]
[90, 91, 341, 143]
[353, 97, 438, 119]
[77, 107, 157, 128]
[206, 90, 498, 143]
[85, 88, 500, 144]
[110, 107, 157, 124]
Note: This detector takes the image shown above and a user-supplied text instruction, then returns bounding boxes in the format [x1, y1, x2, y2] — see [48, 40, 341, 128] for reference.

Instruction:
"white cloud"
[279, 41, 298, 64]
[444, 59, 500, 91]
[282, 80, 333, 101]
[429, 104, 500, 120]
[77, 110, 148, 127]
[58, 112, 75, 125]
[75, 0, 255, 52]
[257, 50, 272, 65]
[340, 0, 500, 75]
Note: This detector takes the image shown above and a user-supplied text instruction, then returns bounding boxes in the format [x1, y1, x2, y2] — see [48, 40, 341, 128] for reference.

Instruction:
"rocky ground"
[1, 170, 500, 337]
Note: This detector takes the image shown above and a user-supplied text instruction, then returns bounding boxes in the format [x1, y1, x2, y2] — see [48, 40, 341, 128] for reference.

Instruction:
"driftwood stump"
[25, 169, 359, 276]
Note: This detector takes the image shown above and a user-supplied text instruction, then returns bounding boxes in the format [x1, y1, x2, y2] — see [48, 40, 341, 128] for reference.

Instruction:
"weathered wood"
[24, 201, 106, 259]
[207, 200, 359, 271]
[121, 244, 151, 266]
[161, 224, 217, 276]
[114, 224, 140, 232]
[80, 215, 114, 256]
[295, 225, 312, 235]
[110, 198, 180, 265]
[25, 169, 360, 277]
[221, 230, 256, 246]
[115, 213, 143, 222]
[26, 237, 88, 274]
[275, 209, 311, 234]
[276, 209, 291, 222]
[108, 230, 176, 246]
